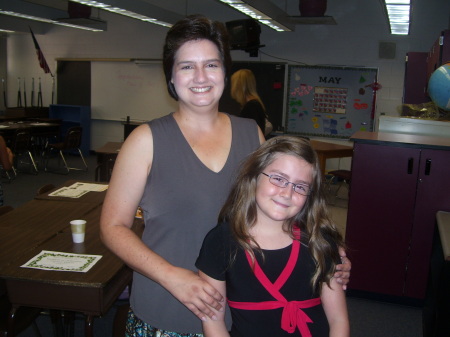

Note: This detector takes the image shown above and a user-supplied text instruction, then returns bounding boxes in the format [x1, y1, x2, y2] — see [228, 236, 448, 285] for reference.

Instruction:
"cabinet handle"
[425, 159, 431, 175]
[407, 158, 414, 174]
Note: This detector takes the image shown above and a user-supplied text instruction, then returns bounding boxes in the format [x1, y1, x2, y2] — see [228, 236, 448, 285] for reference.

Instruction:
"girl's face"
[255, 154, 313, 225]
[171, 39, 225, 110]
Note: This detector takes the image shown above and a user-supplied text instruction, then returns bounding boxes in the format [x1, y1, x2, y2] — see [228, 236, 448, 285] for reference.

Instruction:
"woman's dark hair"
[163, 14, 232, 100]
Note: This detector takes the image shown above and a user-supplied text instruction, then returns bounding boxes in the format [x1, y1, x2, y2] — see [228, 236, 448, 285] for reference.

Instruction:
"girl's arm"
[321, 277, 350, 337]
[198, 271, 230, 337]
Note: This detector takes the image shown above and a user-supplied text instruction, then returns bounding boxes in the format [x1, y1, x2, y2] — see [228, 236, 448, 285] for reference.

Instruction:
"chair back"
[63, 127, 82, 150]
[0, 205, 13, 216]
[36, 184, 56, 196]
[13, 129, 32, 153]
[0, 136, 13, 171]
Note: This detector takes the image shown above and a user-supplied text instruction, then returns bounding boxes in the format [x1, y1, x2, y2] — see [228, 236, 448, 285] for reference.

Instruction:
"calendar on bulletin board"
[285, 65, 378, 139]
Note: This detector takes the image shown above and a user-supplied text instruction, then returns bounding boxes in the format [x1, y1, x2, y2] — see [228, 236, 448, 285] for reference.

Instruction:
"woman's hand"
[333, 247, 351, 290]
[162, 267, 225, 321]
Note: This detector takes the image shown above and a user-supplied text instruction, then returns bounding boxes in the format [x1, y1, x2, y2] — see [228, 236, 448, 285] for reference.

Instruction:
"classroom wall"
[4, 0, 450, 156]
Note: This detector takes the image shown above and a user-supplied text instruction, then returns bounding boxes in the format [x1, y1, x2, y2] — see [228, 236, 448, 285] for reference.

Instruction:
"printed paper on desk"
[48, 187, 90, 198]
[67, 182, 109, 192]
[48, 182, 108, 198]
[21, 250, 102, 273]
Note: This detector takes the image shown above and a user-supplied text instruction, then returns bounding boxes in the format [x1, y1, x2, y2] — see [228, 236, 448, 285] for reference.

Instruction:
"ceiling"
[0, 0, 336, 34]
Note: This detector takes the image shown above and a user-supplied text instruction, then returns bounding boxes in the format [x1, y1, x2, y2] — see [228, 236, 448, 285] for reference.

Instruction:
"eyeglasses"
[261, 173, 311, 196]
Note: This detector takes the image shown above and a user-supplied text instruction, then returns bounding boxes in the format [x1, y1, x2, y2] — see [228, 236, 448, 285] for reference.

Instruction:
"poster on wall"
[285, 65, 378, 139]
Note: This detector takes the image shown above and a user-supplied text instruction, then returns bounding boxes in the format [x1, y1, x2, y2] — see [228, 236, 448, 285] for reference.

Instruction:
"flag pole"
[2, 78, 6, 109]
[17, 77, 22, 108]
[23, 78, 27, 108]
[38, 77, 43, 108]
[51, 76, 55, 104]
[31, 77, 35, 107]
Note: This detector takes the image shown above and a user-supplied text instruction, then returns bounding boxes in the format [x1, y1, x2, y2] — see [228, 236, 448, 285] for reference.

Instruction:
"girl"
[196, 136, 349, 337]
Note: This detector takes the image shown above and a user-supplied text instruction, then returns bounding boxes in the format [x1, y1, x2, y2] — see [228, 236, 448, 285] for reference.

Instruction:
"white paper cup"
[70, 220, 86, 243]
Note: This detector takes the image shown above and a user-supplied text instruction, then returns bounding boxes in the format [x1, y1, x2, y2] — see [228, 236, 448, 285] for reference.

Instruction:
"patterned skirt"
[125, 308, 203, 337]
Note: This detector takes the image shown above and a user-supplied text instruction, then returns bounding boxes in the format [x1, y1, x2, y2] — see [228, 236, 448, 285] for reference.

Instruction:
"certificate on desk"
[48, 182, 108, 198]
[21, 250, 102, 273]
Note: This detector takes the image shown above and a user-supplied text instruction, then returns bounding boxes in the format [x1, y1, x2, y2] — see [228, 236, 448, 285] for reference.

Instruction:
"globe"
[428, 63, 450, 111]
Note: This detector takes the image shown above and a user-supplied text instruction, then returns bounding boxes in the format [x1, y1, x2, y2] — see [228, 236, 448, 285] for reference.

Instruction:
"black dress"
[196, 222, 331, 337]
[240, 99, 266, 133]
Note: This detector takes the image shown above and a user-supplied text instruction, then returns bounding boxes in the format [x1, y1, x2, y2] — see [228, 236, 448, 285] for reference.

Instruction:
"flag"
[29, 28, 52, 75]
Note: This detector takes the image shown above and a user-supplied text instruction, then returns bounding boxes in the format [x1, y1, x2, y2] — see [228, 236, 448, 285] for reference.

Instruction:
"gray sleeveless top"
[130, 113, 260, 333]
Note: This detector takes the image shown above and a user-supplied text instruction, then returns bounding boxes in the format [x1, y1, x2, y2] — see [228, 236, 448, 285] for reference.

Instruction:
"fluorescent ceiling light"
[0, 28, 14, 33]
[0, 9, 104, 31]
[218, 0, 293, 32]
[384, 0, 411, 35]
[70, 0, 181, 28]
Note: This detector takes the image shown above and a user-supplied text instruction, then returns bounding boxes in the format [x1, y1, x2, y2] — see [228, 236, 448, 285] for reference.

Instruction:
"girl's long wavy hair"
[218, 136, 345, 293]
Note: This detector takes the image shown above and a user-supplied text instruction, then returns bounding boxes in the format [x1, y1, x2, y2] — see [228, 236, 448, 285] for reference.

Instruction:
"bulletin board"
[285, 65, 378, 139]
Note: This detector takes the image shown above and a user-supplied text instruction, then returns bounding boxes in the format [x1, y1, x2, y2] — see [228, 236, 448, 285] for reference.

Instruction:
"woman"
[100, 14, 350, 337]
[230, 69, 268, 135]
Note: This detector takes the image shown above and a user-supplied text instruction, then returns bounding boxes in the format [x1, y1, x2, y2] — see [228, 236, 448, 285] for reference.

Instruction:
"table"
[0, 120, 60, 144]
[94, 140, 353, 179]
[95, 142, 122, 182]
[310, 139, 353, 176]
[0, 181, 143, 337]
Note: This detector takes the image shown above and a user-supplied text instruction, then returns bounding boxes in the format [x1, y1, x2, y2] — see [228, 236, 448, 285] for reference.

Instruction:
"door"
[346, 143, 420, 296]
[405, 148, 450, 298]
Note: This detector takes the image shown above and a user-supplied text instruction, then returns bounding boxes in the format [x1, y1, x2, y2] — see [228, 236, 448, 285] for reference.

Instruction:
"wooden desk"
[0, 121, 60, 144]
[95, 142, 122, 182]
[95, 142, 122, 155]
[310, 140, 353, 176]
[0, 182, 142, 337]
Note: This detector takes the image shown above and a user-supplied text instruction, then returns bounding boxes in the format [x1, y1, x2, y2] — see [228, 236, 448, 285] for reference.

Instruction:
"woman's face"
[255, 154, 313, 225]
[171, 39, 225, 110]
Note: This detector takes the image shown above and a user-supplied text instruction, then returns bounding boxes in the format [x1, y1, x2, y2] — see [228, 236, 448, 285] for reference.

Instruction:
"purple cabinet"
[346, 131, 450, 300]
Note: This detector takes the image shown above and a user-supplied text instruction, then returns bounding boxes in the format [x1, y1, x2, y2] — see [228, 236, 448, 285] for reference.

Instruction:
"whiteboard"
[285, 65, 378, 139]
[91, 61, 178, 122]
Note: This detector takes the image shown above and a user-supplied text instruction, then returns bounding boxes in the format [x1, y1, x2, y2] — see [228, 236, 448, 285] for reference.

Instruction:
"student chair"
[12, 129, 38, 174]
[44, 126, 88, 174]
[0, 136, 16, 182]
[328, 169, 351, 199]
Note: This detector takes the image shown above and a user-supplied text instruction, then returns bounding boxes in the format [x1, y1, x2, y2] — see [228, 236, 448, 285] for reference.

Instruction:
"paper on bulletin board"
[285, 65, 378, 139]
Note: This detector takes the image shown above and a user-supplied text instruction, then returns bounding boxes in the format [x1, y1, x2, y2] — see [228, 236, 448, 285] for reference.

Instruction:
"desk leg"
[50, 310, 64, 337]
[64, 311, 75, 337]
[85, 315, 94, 337]
[7, 306, 18, 337]
[317, 155, 327, 177]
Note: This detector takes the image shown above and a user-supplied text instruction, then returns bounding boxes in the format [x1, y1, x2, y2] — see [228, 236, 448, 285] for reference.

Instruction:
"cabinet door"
[405, 149, 450, 298]
[346, 143, 420, 296]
